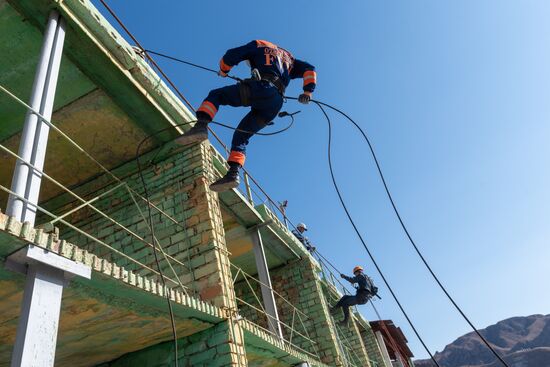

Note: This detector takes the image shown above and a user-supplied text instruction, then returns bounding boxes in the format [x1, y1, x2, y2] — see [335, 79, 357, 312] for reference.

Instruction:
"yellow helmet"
[353, 266, 363, 273]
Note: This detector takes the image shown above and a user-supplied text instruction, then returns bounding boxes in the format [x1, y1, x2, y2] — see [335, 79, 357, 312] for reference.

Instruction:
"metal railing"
[0, 83, 196, 296]
[230, 262, 320, 360]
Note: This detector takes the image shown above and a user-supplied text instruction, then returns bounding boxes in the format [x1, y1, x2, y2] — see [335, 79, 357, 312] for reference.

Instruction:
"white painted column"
[4, 10, 82, 367]
[8, 246, 91, 367]
[375, 331, 393, 367]
[251, 229, 284, 339]
[6, 10, 66, 224]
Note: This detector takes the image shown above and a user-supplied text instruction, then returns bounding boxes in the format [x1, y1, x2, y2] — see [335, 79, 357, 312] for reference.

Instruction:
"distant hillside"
[415, 314, 550, 367]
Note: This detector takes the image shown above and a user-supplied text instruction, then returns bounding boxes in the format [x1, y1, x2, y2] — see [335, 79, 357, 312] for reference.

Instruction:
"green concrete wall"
[44, 141, 237, 309]
[360, 325, 388, 367]
[320, 283, 371, 367]
[97, 321, 245, 367]
[269, 258, 346, 366]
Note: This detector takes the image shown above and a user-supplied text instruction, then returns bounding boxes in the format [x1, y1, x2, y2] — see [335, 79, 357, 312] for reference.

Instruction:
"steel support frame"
[251, 229, 284, 339]
[374, 331, 393, 367]
[7, 10, 65, 224]
[4, 10, 77, 367]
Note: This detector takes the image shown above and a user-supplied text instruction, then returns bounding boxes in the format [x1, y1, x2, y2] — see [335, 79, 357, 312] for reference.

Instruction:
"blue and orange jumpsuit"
[196, 40, 317, 167]
[334, 273, 375, 323]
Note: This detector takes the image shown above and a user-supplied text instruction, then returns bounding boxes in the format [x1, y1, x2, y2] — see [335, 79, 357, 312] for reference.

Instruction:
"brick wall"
[233, 277, 269, 330]
[99, 321, 246, 367]
[48, 142, 236, 309]
[320, 282, 372, 367]
[41, 137, 385, 366]
[360, 325, 388, 367]
[270, 258, 345, 366]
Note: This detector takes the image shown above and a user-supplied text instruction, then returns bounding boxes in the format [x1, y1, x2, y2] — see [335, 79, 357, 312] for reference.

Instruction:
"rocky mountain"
[414, 314, 550, 367]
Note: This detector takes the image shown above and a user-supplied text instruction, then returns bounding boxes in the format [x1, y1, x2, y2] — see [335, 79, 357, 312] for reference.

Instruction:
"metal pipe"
[243, 172, 253, 205]
[10, 11, 67, 367]
[6, 11, 60, 223]
[251, 230, 284, 339]
[23, 15, 67, 224]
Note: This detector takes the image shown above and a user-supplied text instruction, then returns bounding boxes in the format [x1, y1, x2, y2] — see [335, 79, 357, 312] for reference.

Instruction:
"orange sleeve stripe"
[197, 101, 217, 119]
[303, 70, 317, 85]
[228, 151, 246, 166]
[219, 58, 233, 72]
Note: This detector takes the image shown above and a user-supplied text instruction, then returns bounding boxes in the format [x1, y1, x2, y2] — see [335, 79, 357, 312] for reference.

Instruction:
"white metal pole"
[375, 331, 393, 367]
[10, 264, 65, 367]
[8, 10, 71, 367]
[23, 14, 66, 224]
[6, 11, 61, 222]
[251, 230, 284, 339]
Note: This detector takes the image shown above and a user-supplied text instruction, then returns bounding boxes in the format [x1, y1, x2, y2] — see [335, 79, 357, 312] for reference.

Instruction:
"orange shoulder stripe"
[255, 40, 278, 49]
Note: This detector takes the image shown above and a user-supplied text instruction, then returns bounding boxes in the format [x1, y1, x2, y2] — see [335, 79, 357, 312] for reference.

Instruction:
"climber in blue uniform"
[176, 40, 317, 192]
[331, 266, 378, 326]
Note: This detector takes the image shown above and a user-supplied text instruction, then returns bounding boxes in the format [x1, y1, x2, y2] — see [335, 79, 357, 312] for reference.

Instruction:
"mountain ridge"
[414, 314, 550, 367]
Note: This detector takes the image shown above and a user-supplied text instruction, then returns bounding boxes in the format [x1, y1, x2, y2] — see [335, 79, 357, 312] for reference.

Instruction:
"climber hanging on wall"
[176, 39, 317, 192]
[331, 266, 378, 326]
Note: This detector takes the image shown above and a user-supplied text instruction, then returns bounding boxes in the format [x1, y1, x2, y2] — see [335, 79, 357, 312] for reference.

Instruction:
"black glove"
[340, 274, 346, 279]
[298, 93, 311, 104]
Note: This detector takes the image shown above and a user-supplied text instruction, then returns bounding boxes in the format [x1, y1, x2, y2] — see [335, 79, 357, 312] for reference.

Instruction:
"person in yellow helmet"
[331, 266, 377, 326]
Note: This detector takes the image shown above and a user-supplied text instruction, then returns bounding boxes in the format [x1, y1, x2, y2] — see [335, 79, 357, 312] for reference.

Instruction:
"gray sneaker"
[175, 120, 208, 145]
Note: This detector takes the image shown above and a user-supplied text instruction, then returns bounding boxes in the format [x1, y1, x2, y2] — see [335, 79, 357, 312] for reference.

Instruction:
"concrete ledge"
[7, 244, 91, 279]
[240, 318, 331, 367]
[0, 212, 224, 319]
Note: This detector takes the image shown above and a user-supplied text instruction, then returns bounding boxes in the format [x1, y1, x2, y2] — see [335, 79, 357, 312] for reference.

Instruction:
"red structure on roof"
[370, 320, 414, 367]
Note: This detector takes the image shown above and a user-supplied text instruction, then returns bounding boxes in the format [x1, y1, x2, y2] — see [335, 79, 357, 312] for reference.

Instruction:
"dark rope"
[124, 46, 508, 366]
[315, 101, 441, 366]
[305, 98, 510, 367]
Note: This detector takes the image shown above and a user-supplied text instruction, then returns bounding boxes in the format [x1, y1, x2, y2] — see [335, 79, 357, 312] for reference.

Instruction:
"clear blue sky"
[93, 0, 550, 359]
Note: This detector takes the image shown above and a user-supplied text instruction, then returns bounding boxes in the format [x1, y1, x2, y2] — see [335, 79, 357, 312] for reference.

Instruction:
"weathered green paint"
[96, 320, 333, 367]
[0, 214, 223, 367]
[0, 0, 195, 207]
[99, 321, 244, 367]
[0, 88, 156, 207]
[0, 0, 96, 141]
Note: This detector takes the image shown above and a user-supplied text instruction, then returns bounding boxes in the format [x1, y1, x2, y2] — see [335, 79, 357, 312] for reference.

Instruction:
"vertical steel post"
[11, 264, 65, 367]
[374, 331, 393, 367]
[7, 10, 70, 367]
[6, 10, 66, 224]
[251, 229, 284, 339]
[243, 172, 253, 205]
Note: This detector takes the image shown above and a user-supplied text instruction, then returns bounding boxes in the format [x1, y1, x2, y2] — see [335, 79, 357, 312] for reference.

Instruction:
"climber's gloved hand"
[298, 92, 311, 104]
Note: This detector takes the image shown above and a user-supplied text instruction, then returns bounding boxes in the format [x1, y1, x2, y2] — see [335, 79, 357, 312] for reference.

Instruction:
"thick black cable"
[128, 49, 498, 364]
[305, 99, 510, 367]
[142, 51, 441, 361]
[315, 101, 441, 366]
[132, 110, 297, 365]
[147, 116, 294, 166]
[145, 49, 242, 82]
[211, 117, 295, 136]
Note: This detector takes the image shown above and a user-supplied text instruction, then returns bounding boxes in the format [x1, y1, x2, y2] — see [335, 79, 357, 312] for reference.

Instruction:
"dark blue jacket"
[291, 229, 314, 252]
[219, 40, 317, 94]
[342, 273, 375, 296]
